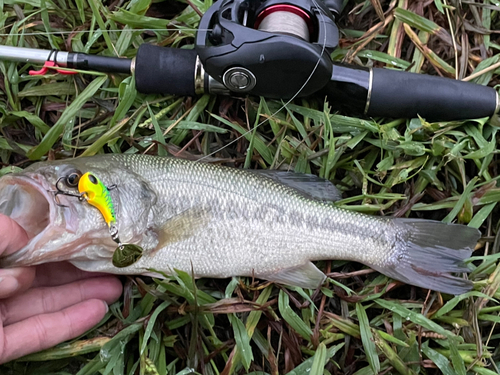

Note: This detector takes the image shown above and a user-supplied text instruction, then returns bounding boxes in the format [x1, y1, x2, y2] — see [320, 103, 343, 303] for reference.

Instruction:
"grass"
[1, 0, 500, 374]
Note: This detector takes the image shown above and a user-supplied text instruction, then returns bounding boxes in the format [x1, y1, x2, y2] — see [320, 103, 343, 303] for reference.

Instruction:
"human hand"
[0, 214, 123, 364]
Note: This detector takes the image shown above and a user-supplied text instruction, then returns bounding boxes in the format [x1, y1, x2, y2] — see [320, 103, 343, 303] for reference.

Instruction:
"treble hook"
[50, 177, 84, 207]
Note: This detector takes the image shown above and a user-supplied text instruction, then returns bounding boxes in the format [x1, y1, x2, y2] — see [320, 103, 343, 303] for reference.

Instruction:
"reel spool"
[254, 4, 314, 41]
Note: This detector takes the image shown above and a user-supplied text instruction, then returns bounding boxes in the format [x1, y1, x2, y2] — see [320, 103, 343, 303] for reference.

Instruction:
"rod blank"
[0, 46, 70, 65]
[0, 46, 132, 74]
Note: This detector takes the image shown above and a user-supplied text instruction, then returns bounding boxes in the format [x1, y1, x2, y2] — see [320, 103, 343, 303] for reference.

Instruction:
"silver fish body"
[0, 154, 479, 294]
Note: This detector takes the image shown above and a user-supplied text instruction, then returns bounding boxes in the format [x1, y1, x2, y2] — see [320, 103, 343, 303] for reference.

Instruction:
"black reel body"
[195, 0, 339, 98]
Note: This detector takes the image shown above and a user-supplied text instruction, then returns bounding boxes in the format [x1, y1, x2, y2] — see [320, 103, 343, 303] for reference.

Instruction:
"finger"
[32, 262, 117, 288]
[1, 276, 122, 326]
[0, 299, 109, 364]
[0, 214, 29, 256]
[0, 214, 35, 298]
[0, 267, 36, 299]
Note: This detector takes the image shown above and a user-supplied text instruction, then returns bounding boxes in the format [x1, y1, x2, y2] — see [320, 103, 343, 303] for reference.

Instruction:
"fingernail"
[102, 301, 109, 314]
[0, 276, 20, 298]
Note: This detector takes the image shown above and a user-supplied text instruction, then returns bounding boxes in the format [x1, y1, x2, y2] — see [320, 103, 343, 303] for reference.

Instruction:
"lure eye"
[65, 171, 82, 187]
[88, 174, 98, 184]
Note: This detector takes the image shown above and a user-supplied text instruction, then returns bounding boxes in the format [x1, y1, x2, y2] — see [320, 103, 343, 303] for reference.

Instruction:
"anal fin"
[263, 262, 326, 289]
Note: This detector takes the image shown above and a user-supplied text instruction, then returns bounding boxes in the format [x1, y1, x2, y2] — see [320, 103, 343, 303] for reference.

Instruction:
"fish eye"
[88, 174, 98, 185]
[65, 170, 82, 187]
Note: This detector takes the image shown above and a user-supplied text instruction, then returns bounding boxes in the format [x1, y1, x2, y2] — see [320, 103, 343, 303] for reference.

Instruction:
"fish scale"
[0, 154, 480, 295]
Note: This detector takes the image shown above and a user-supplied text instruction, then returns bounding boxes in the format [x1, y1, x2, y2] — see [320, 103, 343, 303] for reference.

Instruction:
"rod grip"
[367, 68, 499, 121]
[135, 44, 197, 96]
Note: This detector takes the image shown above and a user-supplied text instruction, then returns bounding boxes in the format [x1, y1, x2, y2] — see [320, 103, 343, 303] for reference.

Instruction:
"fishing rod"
[1, 0, 498, 121]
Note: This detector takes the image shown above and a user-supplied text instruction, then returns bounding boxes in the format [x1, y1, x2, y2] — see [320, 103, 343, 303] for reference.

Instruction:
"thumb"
[0, 214, 35, 298]
[0, 214, 29, 256]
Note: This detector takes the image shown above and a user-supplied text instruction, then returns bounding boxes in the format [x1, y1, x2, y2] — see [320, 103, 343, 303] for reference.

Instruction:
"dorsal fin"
[252, 170, 342, 202]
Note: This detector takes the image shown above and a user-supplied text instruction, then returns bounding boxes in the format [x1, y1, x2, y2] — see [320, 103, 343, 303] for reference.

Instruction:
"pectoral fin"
[263, 262, 326, 289]
[153, 207, 212, 252]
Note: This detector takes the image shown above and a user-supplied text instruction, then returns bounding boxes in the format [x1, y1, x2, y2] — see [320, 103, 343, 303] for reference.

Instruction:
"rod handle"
[368, 68, 498, 121]
[324, 64, 499, 121]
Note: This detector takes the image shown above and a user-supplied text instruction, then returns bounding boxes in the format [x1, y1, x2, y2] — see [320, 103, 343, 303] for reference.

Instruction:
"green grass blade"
[228, 314, 254, 370]
[140, 300, 171, 355]
[375, 330, 409, 347]
[356, 303, 380, 374]
[27, 75, 108, 160]
[87, 0, 115, 53]
[375, 299, 455, 339]
[309, 342, 327, 375]
[442, 177, 478, 223]
[449, 342, 466, 375]
[286, 343, 344, 375]
[278, 290, 313, 341]
[211, 113, 275, 164]
[373, 331, 415, 375]
[434, 292, 496, 318]
[421, 342, 457, 375]
[246, 285, 273, 338]
[1, 110, 50, 135]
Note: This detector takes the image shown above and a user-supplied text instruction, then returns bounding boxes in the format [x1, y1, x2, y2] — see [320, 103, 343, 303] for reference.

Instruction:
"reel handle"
[325, 64, 499, 121]
[321, 0, 343, 14]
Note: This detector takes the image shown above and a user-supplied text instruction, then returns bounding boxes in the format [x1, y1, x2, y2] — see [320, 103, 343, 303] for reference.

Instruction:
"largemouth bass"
[0, 154, 479, 294]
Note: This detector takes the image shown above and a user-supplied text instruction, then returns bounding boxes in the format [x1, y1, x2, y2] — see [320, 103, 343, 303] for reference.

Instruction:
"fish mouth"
[0, 174, 67, 267]
[0, 173, 117, 268]
[0, 174, 53, 240]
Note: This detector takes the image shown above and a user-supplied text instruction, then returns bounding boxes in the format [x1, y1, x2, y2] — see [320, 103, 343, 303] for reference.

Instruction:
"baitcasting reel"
[1, 0, 498, 121]
[136, 0, 341, 99]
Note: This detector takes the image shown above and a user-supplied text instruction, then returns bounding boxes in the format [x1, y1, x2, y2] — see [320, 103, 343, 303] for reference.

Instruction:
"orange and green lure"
[77, 172, 143, 268]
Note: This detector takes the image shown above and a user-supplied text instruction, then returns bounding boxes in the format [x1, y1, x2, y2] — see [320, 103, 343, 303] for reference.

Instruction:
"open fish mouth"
[0, 174, 54, 241]
[0, 172, 119, 268]
[0, 174, 78, 267]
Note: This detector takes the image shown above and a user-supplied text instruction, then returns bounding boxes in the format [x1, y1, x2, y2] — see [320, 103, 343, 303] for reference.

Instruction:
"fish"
[0, 154, 480, 295]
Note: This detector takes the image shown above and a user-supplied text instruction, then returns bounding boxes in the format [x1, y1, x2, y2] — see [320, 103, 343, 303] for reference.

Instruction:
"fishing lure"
[78, 172, 117, 229]
[54, 171, 143, 268]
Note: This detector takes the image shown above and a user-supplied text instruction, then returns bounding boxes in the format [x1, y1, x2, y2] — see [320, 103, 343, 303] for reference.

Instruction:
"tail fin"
[370, 219, 480, 295]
